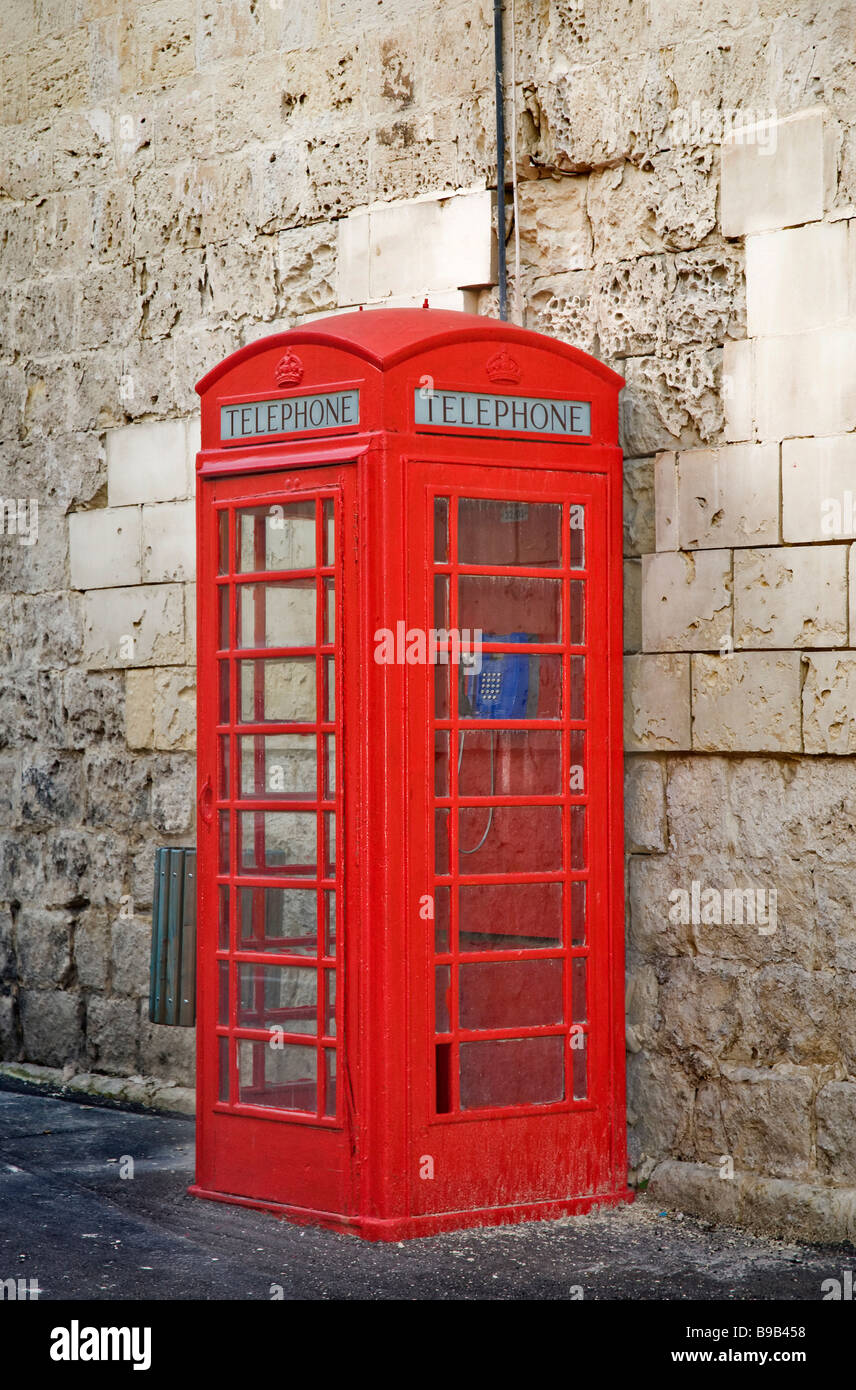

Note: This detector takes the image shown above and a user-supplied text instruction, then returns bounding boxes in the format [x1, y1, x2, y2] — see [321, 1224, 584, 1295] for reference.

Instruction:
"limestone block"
[802, 653, 856, 753]
[746, 223, 849, 337]
[619, 348, 722, 458]
[21, 753, 84, 827]
[125, 669, 155, 750]
[722, 339, 753, 444]
[86, 996, 138, 1076]
[138, 250, 205, 341]
[139, 1009, 196, 1085]
[623, 558, 641, 653]
[692, 652, 801, 752]
[718, 1066, 813, 1179]
[721, 108, 836, 238]
[727, 757, 856, 866]
[595, 255, 667, 357]
[815, 868, 856, 973]
[817, 1083, 856, 1183]
[337, 210, 370, 306]
[106, 419, 194, 506]
[755, 327, 856, 441]
[677, 443, 780, 550]
[733, 545, 848, 648]
[58, 671, 124, 749]
[642, 550, 731, 652]
[111, 918, 151, 998]
[184, 582, 196, 662]
[142, 500, 195, 583]
[623, 653, 691, 752]
[26, 29, 89, 118]
[782, 435, 856, 543]
[152, 667, 196, 751]
[654, 451, 678, 552]
[10, 278, 79, 355]
[150, 753, 194, 833]
[368, 188, 495, 300]
[527, 271, 598, 357]
[745, 964, 837, 1067]
[8, 593, 84, 669]
[622, 456, 654, 557]
[19, 989, 81, 1069]
[626, 1050, 694, 1159]
[69, 506, 141, 590]
[119, 0, 195, 91]
[518, 177, 591, 275]
[16, 909, 70, 988]
[659, 957, 747, 1060]
[83, 584, 185, 669]
[83, 748, 152, 829]
[624, 757, 667, 853]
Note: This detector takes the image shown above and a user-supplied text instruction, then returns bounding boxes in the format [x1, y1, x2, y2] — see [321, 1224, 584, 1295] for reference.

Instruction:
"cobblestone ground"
[0, 1083, 852, 1302]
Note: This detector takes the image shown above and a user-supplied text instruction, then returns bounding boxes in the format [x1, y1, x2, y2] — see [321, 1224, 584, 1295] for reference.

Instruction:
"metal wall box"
[149, 847, 197, 1027]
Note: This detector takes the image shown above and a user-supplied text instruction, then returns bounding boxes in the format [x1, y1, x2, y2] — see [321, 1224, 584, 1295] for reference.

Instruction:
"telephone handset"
[463, 632, 533, 720]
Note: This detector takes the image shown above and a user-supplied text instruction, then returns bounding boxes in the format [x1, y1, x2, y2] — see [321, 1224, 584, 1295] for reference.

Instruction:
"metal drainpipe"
[493, 0, 508, 321]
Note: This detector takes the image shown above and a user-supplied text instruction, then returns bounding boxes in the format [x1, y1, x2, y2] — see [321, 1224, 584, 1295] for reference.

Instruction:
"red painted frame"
[192, 309, 631, 1239]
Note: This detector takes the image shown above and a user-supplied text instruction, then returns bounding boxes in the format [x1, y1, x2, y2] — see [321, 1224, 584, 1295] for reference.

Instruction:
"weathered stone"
[19, 988, 82, 1068]
[624, 654, 691, 752]
[677, 444, 780, 550]
[642, 550, 731, 652]
[623, 557, 641, 652]
[803, 653, 856, 754]
[692, 652, 801, 753]
[817, 1083, 856, 1183]
[111, 917, 150, 998]
[733, 546, 848, 649]
[624, 758, 667, 853]
[622, 456, 655, 557]
[86, 995, 138, 1076]
[139, 1008, 196, 1086]
[16, 909, 71, 988]
[718, 1066, 813, 1179]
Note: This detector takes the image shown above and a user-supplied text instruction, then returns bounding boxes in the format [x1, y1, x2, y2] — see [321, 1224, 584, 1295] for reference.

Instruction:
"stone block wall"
[2, 0, 856, 1236]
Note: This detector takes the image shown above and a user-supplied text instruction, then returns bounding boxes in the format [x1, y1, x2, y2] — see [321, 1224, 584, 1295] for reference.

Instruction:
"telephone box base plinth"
[188, 1183, 635, 1242]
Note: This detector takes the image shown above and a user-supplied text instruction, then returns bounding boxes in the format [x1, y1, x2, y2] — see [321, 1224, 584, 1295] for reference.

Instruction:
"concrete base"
[0, 1061, 195, 1115]
[650, 1159, 856, 1246]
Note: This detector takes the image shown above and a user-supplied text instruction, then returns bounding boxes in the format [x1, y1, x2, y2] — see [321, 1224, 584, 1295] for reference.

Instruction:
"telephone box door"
[195, 463, 357, 1218]
[407, 461, 623, 1217]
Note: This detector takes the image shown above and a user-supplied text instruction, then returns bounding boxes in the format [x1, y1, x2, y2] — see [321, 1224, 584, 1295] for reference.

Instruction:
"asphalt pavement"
[0, 1081, 852, 1301]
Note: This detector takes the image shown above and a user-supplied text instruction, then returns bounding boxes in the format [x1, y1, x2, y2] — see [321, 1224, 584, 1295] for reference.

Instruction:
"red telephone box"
[190, 308, 632, 1239]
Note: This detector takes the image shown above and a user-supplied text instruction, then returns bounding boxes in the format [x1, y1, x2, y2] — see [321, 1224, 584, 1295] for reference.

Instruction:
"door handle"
[198, 776, 213, 826]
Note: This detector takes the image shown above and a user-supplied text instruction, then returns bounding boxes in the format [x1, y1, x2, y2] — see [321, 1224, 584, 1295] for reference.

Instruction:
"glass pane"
[324, 735, 336, 798]
[218, 586, 230, 648]
[570, 880, 586, 946]
[324, 890, 336, 956]
[237, 963, 317, 1034]
[458, 804, 562, 872]
[569, 580, 584, 645]
[237, 580, 316, 648]
[459, 653, 563, 720]
[238, 1040, 317, 1112]
[459, 881, 562, 949]
[218, 511, 229, 574]
[322, 499, 335, 565]
[324, 812, 335, 876]
[459, 959, 564, 1030]
[458, 576, 561, 643]
[433, 497, 449, 562]
[239, 658, 316, 723]
[218, 885, 230, 949]
[237, 503, 316, 572]
[572, 957, 587, 1023]
[459, 1036, 564, 1110]
[239, 886, 318, 955]
[570, 805, 585, 870]
[238, 733, 316, 799]
[219, 812, 230, 872]
[324, 1049, 337, 1117]
[324, 657, 335, 722]
[434, 575, 449, 627]
[569, 729, 585, 793]
[218, 736, 230, 798]
[323, 579, 335, 644]
[218, 960, 229, 1025]
[219, 661, 230, 721]
[458, 498, 562, 568]
[458, 729, 561, 796]
[435, 808, 449, 875]
[434, 731, 450, 796]
[572, 1032, 587, 1099]
[325, 970, 336, 1037]
[434, 885, 450, 953]
[238, 810, 316, 875]
[569, 655, 585, 720]
[435, 964, 451, 1033]
[569, 503, 585, 569]
[434, 661, 449, 719]
[218, 1037, 229, 1102]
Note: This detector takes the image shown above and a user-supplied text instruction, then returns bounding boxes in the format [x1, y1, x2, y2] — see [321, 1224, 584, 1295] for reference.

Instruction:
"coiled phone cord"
[458, 730, 496, 855]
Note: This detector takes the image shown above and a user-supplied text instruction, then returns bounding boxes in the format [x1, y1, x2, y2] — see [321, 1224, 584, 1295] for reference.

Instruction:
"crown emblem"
[274, 351, 304, 387]
[486, 349, 521, 384]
